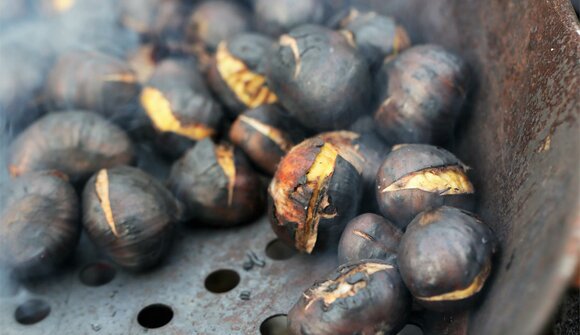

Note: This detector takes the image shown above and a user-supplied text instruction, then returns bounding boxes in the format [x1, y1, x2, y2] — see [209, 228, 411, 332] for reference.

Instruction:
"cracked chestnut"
[376, 144, 474, 229]
[0, 171, 80, 278]
[398, 206, 496, 311]
[337, 213, 402, 265]
[288, 260, 411, 335]
[268, 136, 363, 254]
[83, 166, 181, 271]
[254, 0, 328, 37]
[167, 139, 265, 227]
[266, 25, 372, 131]
[374, 44, 470, 144]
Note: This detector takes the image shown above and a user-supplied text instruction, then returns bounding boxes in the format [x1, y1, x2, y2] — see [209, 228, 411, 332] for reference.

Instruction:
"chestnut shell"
[253, 0, 328, 37]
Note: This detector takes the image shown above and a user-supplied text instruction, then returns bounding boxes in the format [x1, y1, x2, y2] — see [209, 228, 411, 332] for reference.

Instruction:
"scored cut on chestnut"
[228, 104, 308, 175]
[337, 213, 402, 265]
[266, 24, 373, 131]
[8, 111, 134, 183]
[207, 33, 278, 117]
[374, 44, 470, 144]
[376, 144, 474, 229]
[82, 166, 182, 271]
[0, 171, 80, 278]
[268, 136, 363, 254]
[398, 206, 496, 312]
[167, 139, 265, 227]
[253, 0, 328, 37]
[288, 260, 411, 335]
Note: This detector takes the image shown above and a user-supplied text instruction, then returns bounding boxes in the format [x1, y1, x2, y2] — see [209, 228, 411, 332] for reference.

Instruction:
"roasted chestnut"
[207, 33, 278, 117]
[228, 104, 308, 175]
[288, 260, 411, 335]
[376, 144, 474, 229]
[374, 45, 470, 144]
[337, 213, 402, 264]
[268, 136, 363, 254]
[45, 51, 140, 126]
[266, 25, 373, 131]
[0, 171, 80, 278]
[120, 0, 192, 42]
[398, 206, 496, 311]
[167, 139, 265, 226]
[82, 166, 181, 271]
[185, 0, 251, 52]
[8, 111, 134, 183]
[140, 58, 224, 158]
[253, 0, 328, 37]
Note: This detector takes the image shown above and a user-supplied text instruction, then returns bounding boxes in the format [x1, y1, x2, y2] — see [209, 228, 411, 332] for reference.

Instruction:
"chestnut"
[288, 260, 411, 335]
[8, 111, 134, 183]
[167, 139, 265, 227]
[82, 166, 181, 271]
[376, 144, 474, 229]
[0, 171, 80, 278]
[140, 58, 224, 158]
[207, 33, 278, 117]
[266, 25, 372, 131]
[268, 136, 363, 254]
[45, 51, 140, 126]
[398, 206, 496, 311]
[374, 45, 470, 144]
[228, 105, 308, 175]
[253, 0, 328, 37]
[127, 44, 169, 84]
[337, 213, 402, 264]
[120, 0, 192, 42]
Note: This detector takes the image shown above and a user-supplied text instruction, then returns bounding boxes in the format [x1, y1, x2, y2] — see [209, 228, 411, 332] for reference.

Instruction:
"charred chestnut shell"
[167, 139, 265, 227]
[228, 104, 308, 175]
[0, 171, 80, 278]
[398, 206, 496, 311]
[376, 144, 474, 229]
[288, 260, 411, 335]
[140, 58, 224, 158]
[9, 111, 134, 183]
[337, 213, 402, 265]
[266, 25, 372, 131]
[374, 45, 470, 144]
[254, 0, 328, 37]
[208, 33, 278, 117]
[45, 51, 140, 126]
[268, 137, 363, 254]
[82, 166, 181, 271]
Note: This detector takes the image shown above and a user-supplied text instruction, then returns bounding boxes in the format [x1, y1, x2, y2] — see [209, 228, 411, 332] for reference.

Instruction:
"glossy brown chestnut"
[266, 25, 372, 131]
[268, 136, 363, 254]
[207, 33, 278, 117]
[254, 0, 328, 37]
[374, 44, 470, 144]
[398, 206, 496, 312]
[82, 166, 181, 271]
[140, 58, 224, 158]
[8, 111, 134, 183]
[228, 105, 308, 175]
[376, 144, 474, 229]
[288, 260, 411, 335]
[167, 139, 265, 226]
[337, 213, 402, 264]
[0, 171, 80, 278]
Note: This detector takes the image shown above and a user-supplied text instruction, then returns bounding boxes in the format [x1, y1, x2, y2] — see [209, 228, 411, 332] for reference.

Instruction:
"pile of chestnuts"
[1, 1, 498, 334]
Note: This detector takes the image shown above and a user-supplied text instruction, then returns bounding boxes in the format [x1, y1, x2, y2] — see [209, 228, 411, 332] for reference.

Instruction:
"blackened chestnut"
[268, 136, 362, 254]
[398, 206, 496, 311]
[140, 58, 224, 158]
[207, 33, 278, 117]
[167, 139, 265, 226]
[254, 0, 328, 37]
[82, 166, 181, 271]
[288, 260, 411, 335]
[8, 111, 134, 183]
[374, 45, 470, 144]
[228, 104, 308, 175]
[337, 213, 402, 264]
[266, 25, 372, 131]
[376, 144, 474, 229]
[0, 171, 80, 278]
